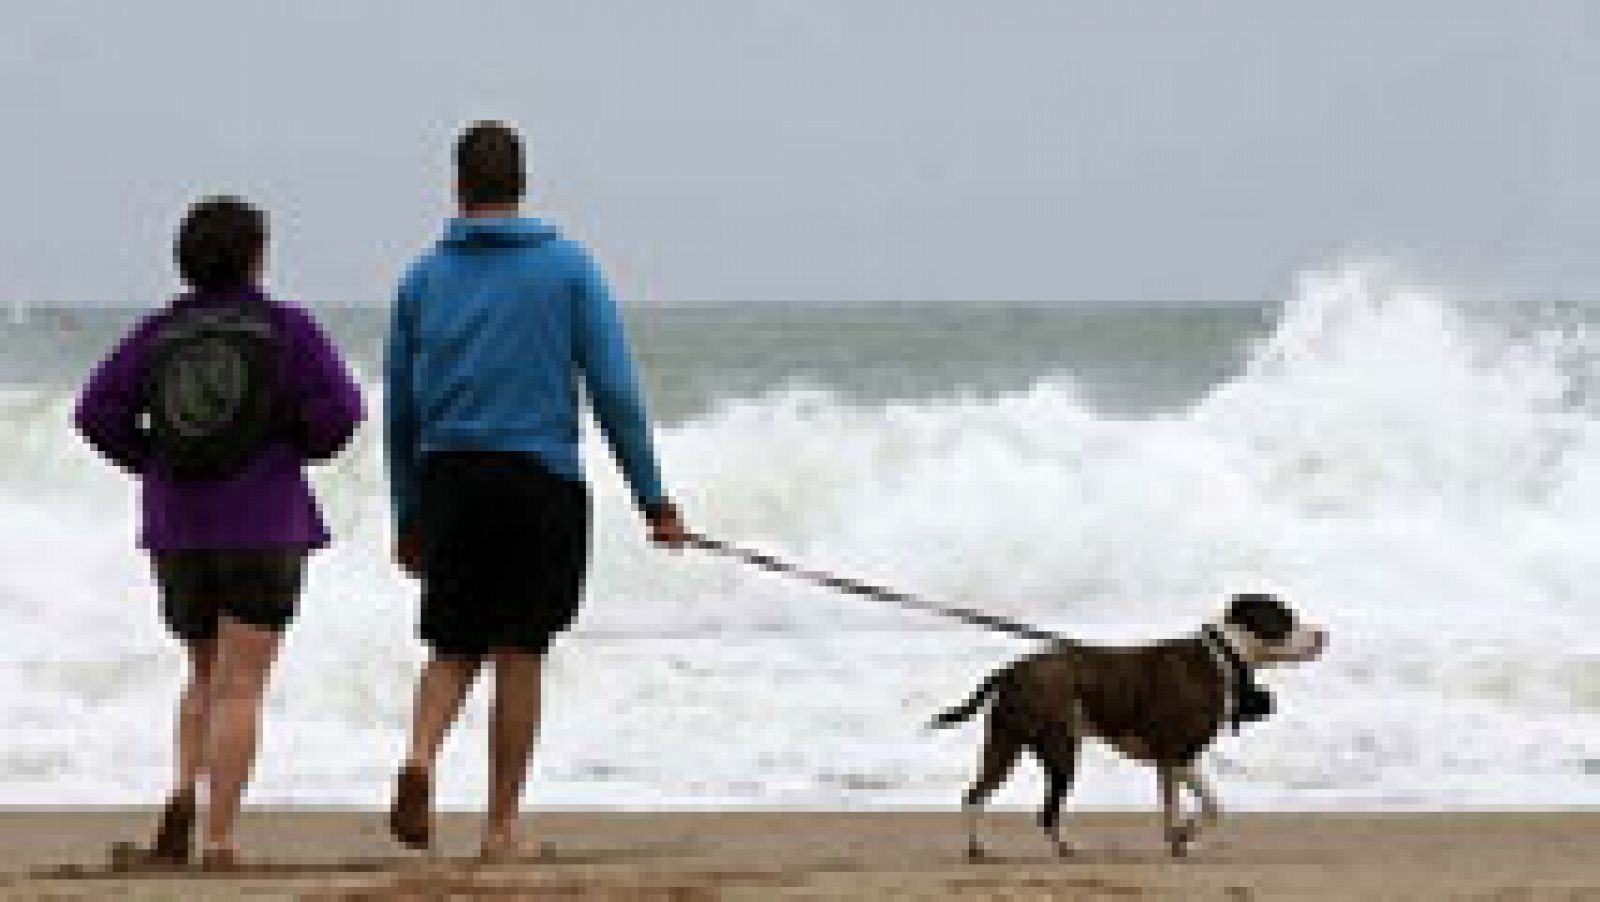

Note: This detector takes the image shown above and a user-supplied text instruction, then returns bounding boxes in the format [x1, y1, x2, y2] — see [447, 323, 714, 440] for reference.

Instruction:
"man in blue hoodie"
[385, 121, 686, 858]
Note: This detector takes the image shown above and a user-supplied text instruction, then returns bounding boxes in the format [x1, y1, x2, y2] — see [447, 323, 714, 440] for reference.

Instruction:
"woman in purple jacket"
[75, 197, 363, 867]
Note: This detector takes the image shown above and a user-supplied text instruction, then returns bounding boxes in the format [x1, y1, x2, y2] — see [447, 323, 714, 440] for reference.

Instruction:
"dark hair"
[455, 121, 525, 206]
[175, 196, 267, 292]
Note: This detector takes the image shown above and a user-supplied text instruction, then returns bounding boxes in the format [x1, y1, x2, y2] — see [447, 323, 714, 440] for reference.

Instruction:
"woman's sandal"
[149, 791, 197, 865]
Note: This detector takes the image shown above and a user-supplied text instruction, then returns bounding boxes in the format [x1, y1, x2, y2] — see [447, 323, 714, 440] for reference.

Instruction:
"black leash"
[684, 534, 1063, 642]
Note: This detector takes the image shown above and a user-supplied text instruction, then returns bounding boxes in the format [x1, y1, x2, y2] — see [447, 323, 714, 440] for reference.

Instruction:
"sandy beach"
[0, 810, 1594, 899]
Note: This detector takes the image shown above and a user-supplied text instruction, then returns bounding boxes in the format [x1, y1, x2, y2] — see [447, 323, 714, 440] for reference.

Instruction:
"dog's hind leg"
[1032, 735, 1082, 857]
[963, 725, 1022, 862]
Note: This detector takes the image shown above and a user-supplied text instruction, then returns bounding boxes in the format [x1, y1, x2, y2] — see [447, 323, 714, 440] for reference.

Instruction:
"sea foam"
[2, 262, 1597, 808]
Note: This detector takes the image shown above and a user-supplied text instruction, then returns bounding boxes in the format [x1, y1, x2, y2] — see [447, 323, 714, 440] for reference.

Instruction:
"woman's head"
[175, 196, 267, 292]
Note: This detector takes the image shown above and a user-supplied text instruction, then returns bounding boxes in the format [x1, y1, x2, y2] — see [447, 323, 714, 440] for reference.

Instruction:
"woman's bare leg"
[150, 640, 216, 862]
[202, 618, 283, 852]
[175, 640, 217, 799]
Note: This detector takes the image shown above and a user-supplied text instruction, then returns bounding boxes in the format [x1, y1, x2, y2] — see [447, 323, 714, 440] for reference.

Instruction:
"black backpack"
[143, 303, 282, 481]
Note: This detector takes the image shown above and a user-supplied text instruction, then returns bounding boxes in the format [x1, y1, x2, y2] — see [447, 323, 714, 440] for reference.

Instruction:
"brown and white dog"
[931, 593, 1326, 859]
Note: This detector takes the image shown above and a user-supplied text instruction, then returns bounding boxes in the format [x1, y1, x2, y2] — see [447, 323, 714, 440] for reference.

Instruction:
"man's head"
[175, 196, 267, 292]
[1222, 593, 1327, 666]
[455, 121, 525, 211]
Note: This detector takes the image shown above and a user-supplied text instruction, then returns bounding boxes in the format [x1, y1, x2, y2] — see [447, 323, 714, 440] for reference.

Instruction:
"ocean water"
[2, 262, 1598, 811]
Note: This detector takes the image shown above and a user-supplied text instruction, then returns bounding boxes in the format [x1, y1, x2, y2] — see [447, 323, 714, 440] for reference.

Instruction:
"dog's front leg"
[1178, 765, 1220, 827]
[1157, 766, 1196, 858]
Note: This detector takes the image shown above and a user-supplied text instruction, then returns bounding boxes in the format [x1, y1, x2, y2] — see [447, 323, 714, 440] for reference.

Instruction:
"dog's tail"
[929, 672, 1005, 729]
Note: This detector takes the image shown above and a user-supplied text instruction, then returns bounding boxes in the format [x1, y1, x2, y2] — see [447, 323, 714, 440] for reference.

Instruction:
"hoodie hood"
[170, 284, 269, 310]
[387, 213, 666, 518]
[440, 216, 561, 250]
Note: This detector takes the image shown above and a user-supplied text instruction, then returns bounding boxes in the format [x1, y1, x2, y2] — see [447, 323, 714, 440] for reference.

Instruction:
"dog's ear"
[1226, 593, 1295, 643]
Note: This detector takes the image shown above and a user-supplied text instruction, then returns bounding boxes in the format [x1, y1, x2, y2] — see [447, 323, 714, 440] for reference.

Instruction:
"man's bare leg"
[482, 650, 543, 857]
[404, 654, 484, 775]
[390, 653, 482, 849]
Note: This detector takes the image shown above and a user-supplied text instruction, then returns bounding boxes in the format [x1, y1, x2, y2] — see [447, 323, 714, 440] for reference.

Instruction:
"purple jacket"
[74, 287, 364, 551]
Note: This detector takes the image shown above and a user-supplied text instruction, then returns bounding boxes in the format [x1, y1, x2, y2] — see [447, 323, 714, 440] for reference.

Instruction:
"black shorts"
[419, 448, 590, 657]
[152, 550, 306, 647]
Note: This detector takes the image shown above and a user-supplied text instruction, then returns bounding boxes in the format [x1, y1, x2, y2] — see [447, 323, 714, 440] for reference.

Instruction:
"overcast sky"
[3, 1, 1597, 304]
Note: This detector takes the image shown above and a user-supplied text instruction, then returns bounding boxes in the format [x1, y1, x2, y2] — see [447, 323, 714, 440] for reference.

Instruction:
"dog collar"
[1200, 624, 1273, 732]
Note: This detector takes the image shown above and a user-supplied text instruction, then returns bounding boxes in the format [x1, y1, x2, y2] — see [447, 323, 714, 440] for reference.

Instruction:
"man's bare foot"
[389, 764, 432, 850]
[200, 844, 239, 871]
[478, 833, 550, 864]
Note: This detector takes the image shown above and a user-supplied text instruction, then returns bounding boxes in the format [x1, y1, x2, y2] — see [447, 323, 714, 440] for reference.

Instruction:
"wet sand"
[1, 809, 1596, 899]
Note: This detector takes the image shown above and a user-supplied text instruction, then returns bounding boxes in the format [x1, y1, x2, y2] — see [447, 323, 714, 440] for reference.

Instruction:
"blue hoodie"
[385, 216, 665, 528]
